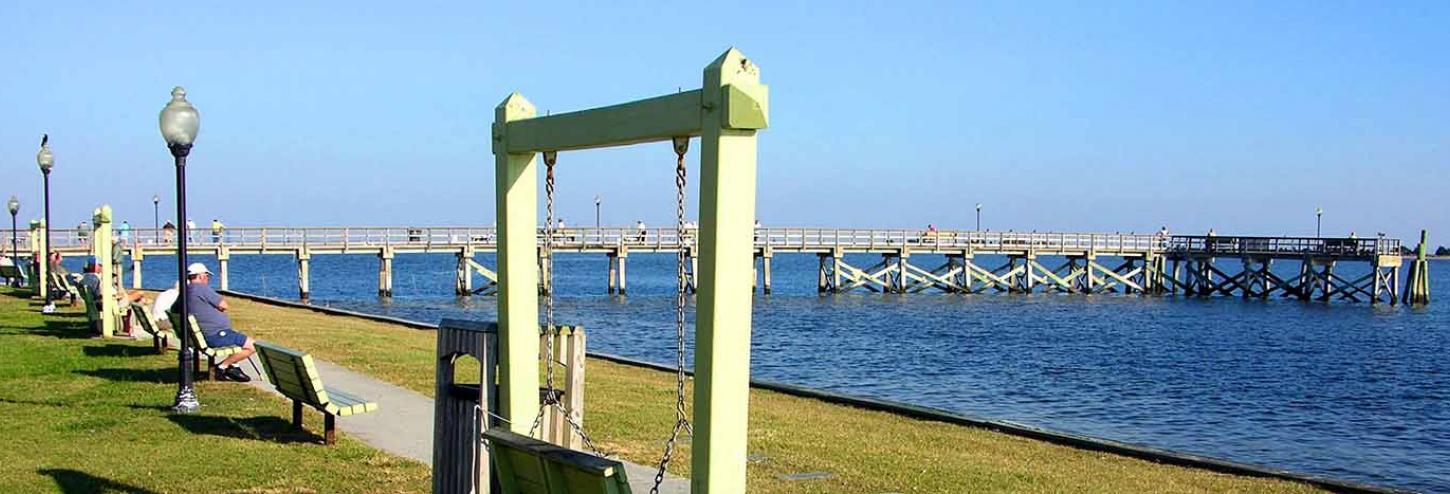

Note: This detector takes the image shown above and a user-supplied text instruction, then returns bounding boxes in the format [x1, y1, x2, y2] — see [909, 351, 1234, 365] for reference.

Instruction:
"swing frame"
[491, 48, 767, 493]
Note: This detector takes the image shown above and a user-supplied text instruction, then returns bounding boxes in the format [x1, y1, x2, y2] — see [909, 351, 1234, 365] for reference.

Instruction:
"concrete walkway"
[239, 354, 689, 493]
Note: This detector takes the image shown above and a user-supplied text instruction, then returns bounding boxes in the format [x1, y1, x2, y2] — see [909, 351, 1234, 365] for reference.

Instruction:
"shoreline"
[221, 289, 1411, 494]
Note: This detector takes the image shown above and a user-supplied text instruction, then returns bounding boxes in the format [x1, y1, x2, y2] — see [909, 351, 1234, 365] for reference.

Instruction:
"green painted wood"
[255, 342, 378, 419]
[484, 427, 630, 494]
[504, 90, 702, 154]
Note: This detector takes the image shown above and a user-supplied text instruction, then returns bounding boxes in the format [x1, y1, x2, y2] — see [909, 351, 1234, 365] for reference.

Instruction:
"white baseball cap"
[186, 263, 212, 276]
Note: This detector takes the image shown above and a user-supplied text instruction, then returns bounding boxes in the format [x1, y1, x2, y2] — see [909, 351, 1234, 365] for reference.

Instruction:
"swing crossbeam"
[500, 86, 766, 154]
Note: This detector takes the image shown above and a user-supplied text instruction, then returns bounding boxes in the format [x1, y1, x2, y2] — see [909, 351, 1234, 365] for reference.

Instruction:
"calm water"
[95, 252, 1448, 492]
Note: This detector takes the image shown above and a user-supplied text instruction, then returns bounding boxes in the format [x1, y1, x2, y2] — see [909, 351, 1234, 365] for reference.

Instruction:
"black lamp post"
[36, 136, 54, 311]
[595, 195, 602, 229]
[6, 196, 17, 287]
[975, 203, 982, 231]
[153, 195, 160, 244]
[161, 86, 201, 414]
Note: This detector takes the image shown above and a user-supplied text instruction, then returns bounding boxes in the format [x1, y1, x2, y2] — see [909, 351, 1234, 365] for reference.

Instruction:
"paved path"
[240, 354, 689, 493]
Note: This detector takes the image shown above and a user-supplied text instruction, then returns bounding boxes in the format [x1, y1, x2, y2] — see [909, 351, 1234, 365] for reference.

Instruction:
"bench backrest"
[0, 265, 20, 277]
[255, 341, 329, 407]
[78, 283, 99, 322]
[130, 302, 161, 335]
[484, 427, 631, 494]
[166, 312, 212, 352]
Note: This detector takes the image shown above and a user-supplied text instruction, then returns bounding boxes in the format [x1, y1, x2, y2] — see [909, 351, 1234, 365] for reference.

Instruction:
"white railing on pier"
[1, 226, 1401, 258]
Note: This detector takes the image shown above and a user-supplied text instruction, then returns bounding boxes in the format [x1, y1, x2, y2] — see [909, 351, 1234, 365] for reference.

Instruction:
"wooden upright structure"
[492, 48, 767, 493]
[90, 205, 117, 337]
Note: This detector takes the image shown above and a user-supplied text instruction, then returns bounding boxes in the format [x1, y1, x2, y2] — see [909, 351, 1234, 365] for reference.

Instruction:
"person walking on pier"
[211, 219, 224, 243]
[636, 220, 647, 242]
[162, 221, 176, 244]
[174, 262, 255, 382]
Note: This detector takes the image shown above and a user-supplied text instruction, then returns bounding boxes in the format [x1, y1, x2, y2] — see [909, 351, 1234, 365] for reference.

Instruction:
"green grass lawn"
[222, 295, 1324, 493]
[0, 288, 430, 493]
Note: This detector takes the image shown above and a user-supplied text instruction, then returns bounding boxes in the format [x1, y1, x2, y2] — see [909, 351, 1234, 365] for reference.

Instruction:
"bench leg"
[292, 400, 304, 430]
[324, 414, 336, 446]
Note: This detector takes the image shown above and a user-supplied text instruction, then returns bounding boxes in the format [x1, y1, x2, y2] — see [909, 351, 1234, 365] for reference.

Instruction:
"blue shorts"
[204, 329, 248, 348]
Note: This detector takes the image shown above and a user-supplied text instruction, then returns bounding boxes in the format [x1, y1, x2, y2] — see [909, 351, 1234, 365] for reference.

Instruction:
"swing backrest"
[484, 427, 632, 494]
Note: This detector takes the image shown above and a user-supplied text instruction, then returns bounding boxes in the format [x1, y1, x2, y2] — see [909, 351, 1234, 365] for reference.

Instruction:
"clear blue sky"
[2, 1, 1446, 242]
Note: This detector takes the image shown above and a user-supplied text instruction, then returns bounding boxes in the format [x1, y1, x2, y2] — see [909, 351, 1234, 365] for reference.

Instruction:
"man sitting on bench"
[175, 262, 255, 382]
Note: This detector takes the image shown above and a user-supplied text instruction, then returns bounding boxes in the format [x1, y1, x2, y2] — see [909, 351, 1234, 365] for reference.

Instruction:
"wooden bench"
[485, 427, 632, 494]
[255, 342, 378, 445]
[167, 313, 246, 381]
[50, 272, 79, 305]
[77, 282, 101, 334]
[130, 301, 172, 353]
[0, 264, 24, 285]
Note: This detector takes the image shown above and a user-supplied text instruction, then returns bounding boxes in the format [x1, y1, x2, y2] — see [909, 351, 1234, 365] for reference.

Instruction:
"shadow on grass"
[25, 319, 95, 340]
[38, 468, 160, 494]
[77, 367, 175, 384]
[83, 344, 156, 358]
[167, 414, 322, 445]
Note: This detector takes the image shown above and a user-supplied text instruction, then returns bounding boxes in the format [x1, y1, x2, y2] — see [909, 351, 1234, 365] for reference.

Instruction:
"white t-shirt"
[153, 288, 179, 321]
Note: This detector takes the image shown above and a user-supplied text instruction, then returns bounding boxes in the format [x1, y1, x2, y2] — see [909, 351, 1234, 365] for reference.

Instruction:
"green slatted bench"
[78, 283, 101, 334]
[255, 342, 378, 445]
[52, 272, 79, 305]
[0, 264, 23, 285]
[484, 427, 633, 494]
[168, 313, 245, 381]
[130, 302, 172, 353]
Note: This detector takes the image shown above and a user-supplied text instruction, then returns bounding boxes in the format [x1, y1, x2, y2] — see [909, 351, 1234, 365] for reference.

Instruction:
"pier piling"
[296, 249, 311, 301]
[378, 247, 393, 298]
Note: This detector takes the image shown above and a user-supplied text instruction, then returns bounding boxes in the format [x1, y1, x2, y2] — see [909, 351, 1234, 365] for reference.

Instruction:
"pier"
[11, 225, 1415, 305]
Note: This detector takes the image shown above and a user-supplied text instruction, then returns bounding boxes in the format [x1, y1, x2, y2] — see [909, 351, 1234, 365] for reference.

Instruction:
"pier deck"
[8, 226, 1409, 304]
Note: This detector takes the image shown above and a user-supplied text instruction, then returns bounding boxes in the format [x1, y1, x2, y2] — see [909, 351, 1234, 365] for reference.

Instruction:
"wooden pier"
[12, 226, 1414, 305]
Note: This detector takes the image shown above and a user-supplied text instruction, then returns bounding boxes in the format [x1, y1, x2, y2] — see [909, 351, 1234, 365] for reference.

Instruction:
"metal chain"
[652, 137, 692, 494]
[525, 152, 610, 458]
[531, 151, 559, 437]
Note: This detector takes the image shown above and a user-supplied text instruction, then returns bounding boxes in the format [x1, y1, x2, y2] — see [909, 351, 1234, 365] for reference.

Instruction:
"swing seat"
[485, 427, 633, 494]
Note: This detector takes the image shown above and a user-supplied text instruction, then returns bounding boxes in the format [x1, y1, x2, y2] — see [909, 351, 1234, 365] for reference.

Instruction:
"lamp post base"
[171, 385, 200, 414]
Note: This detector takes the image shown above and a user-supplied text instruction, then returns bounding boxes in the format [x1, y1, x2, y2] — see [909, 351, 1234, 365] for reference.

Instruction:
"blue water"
[91, 253, 1448, 492]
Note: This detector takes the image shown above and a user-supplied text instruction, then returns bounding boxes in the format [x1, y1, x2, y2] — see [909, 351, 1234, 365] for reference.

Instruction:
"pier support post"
[616, 252, 627, 295]
[216, 247, 230, 291]
[456, 247, 474, 296]
[130, 247, 144, 290]
[895, 249, 910, 293]
[761, 247, 772, 295]
[1405, 230, 1432, 305]
[1083, 254, 1097, 293]
[538, 248, 552, 296]
[816, 253, 829, 293]
[378, 247, 394, 298]
[607, 251, 618, 294]
[296, 249, 311, 301]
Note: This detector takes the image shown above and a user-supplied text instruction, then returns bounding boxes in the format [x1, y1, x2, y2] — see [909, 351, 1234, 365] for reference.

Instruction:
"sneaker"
[223, 366, 252, 383]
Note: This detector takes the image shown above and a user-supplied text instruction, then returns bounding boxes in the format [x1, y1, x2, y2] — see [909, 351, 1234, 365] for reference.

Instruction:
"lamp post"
[975, 203, 982, 231]
[7, 196, 17, 287]
[1316, 207, 1323, 238]
[595, 195, 602, 229]
[36, 136, 54, 311]
[153, 195, 160, 244]
[161, 86, 201, 414]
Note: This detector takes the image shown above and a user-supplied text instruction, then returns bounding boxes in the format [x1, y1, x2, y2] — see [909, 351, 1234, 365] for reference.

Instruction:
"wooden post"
[378, 247, 394, 297]
[130, 246, 144, 289]
[761, 247, 773, 295]
[691, 49, 763, 493]
[297, 248, 311, 301]
[93, 206, 116, 338]
[1405, 230, 1431, 305]
[216, 247, 230, 291]
[607, 252, 618, 294]
[616, 252, 628, 295]
[564, 327, 586, 450]
[817, 253, 828, 293]
[456, 247, 474, 296]
[493, 92, 541, 434]
[35, 221, 48, 301]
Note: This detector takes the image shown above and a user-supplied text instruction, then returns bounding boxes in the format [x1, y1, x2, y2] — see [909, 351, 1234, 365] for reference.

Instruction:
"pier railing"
[4, 226, 1400, 258]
